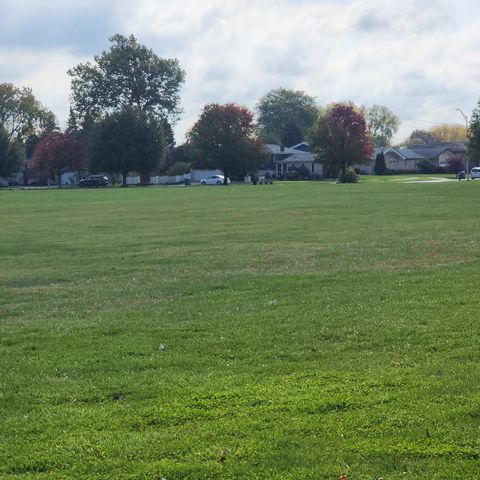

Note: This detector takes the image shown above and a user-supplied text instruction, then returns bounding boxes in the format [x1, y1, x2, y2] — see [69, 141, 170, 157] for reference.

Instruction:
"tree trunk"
[122, 172, 127, 186]
[58, 170, 62, 188]
[223, 170, 229, 185]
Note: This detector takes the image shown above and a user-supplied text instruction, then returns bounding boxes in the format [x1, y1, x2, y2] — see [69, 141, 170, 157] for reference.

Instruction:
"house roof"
[408, 142, 466, 158]
[410, 141, 466, 150]
[274, 153, 315, 164]
[266, 143, 316, 164]
[408, 146, 451, 159]
[444, 143, 467, 154]
[389, 148, 425, 160]
[372, 147, 424, 160]
[265, 144, 304, 155]
[289, 142, 311, 152]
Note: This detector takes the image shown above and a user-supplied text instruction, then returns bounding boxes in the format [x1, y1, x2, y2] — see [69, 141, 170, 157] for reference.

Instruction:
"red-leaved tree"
[188, 103, 268, 184]
[33, 132, 86, 187]
[446, 155, 465, 174]
[309, 103, 373, 182]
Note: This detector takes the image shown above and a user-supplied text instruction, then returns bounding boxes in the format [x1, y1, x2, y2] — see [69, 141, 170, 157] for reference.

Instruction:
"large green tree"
[0, 83, 56, 143]
[468, 100, 480, 166]
[188, 103, 268, 184]
[363, 104, 400, 147]
[90, 107, 165, 185]
[256, 88, 319, 146]
[68, 34, 186, 126]
[309, 103, 373, 182]
[280, 119, 304, 148]
[161, 143, 195, 175]
[0, 126, 25, 178]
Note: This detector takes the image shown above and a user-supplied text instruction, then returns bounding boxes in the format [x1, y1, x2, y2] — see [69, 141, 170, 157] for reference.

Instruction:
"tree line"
[0, 34, 478, 186]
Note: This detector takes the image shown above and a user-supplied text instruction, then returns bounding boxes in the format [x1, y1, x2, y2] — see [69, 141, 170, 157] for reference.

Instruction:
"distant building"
[356, 143, 467, 174]
[263, 143, 323, 177]
[408, 143, 466, 169]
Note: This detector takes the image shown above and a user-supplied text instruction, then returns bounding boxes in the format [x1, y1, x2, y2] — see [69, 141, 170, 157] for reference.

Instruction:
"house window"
[387, 157, 397, 165]
[439, 156, 449, 168]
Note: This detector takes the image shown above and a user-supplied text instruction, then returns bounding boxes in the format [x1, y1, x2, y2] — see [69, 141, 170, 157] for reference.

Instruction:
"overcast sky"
[1, 0, 479, 143]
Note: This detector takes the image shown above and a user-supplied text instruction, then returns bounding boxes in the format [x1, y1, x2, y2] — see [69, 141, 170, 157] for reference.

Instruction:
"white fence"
[126, 176, 140, 185]
[60, 171, 81, 186]
[189, 169, 223, 182]
[126, 175, 185, 185]
[126, 170, 223, 185]
[152, 175, 185, 184]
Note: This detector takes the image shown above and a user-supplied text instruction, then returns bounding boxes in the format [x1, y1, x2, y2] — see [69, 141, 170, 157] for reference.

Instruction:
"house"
[408, 143, 466, 169]
[378, 147, 425, 172]
[264, 141, 467, 177]
[264, 143, 323, 177]
[361, 142, 468, 173]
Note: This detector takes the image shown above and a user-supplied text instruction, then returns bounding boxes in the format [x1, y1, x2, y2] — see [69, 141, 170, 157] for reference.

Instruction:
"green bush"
[374, 151, 387, 175]
[337, 166, 358, 183]
[167, 161, 191, 176]
[296, 165, 311, 179]
[416, 160, 443, 174]
[286, 170, 300, 180]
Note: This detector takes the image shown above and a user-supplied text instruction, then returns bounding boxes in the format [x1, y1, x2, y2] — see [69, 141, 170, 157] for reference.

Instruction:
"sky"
[1, 0, 480, 144]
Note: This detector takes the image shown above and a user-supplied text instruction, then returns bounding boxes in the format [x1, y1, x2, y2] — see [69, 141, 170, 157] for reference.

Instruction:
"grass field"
[1, 178, 479, 479]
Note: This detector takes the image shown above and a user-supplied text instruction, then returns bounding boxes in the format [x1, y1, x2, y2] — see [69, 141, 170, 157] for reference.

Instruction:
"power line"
[399, 118, 448, 126]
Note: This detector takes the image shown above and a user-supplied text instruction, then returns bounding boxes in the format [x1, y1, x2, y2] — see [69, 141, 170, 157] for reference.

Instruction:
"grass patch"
[1, 180, 480, 479]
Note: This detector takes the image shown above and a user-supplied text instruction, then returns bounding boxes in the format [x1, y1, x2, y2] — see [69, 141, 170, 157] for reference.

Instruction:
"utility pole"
[456, 108, 469, 180]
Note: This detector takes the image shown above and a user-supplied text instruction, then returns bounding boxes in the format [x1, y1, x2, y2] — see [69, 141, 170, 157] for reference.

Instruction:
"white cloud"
[0, 48, 89, 128]
[1, 0, 479, 143]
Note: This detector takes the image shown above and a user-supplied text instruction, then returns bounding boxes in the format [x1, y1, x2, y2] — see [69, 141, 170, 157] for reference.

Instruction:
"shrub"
[385, 169, 417, 175]
[417, 160, 437, 174]
[337, 167, 358, 183]
[167, 161, 191, 176]
[446, 156, 465, 174]
[374, 151, 387, 175]
[285, 170, 300, 180]
[296, 165, 310, 179]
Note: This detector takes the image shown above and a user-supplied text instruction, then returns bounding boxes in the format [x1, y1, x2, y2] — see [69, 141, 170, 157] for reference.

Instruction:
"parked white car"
[200, 175, 230, 185]
[470, 167, 480, 179]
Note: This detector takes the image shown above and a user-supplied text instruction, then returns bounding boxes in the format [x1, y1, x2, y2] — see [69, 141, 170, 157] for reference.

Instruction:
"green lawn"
[1, 179, 479, 479]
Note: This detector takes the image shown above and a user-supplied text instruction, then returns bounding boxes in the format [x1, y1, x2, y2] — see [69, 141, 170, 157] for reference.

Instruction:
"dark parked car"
[79, 175, 108, 187]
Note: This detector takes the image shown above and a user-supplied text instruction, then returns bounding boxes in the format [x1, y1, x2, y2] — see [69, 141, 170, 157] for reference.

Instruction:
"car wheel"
[201, 181, 206, 186]
[216, 180, 221, 185]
